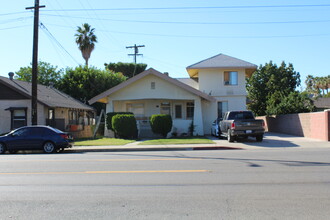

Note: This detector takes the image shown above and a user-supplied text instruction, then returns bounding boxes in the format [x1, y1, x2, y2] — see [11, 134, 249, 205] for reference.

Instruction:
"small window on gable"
[224, 71, 238, 85]
[151, 82, 155, 89]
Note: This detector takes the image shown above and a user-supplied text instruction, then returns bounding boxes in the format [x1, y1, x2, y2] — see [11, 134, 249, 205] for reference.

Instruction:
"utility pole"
[26, 0, 45, 125]
[126, 44, 145, 76]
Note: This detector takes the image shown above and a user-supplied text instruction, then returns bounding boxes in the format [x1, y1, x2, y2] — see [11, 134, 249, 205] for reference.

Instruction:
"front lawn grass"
[74, 137, 134, 146]
[139, 137, 215, 145]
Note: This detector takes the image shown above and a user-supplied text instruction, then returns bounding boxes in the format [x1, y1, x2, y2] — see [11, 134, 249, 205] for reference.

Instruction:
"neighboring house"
[0, 74, 95, 135]
[89, 53, 257, 137]
[313, 97, 330, 111]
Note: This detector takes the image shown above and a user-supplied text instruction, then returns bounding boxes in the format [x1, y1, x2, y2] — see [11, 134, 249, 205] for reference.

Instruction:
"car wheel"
[43, 142, 55, 153]
[0, 143, 6, 154]
[227, 130, 234, 143]
[9, 150, 17, 154]
[256, 135, 263, 142]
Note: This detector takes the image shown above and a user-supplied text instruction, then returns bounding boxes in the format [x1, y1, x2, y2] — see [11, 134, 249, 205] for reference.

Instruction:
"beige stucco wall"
[201, 96, 247, 134]
[198, 68, 247, 97]
[197, 68, 248, 134]
[108, 75, 201, 101]
[0, 100, 45, 134]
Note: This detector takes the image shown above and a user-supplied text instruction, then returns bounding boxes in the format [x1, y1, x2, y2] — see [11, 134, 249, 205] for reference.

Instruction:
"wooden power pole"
[26, 0, 45, 125]
[126, 44, 145, 76]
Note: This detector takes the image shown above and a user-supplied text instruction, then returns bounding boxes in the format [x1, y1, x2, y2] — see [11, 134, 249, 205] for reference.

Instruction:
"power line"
[0, 25, 30, 31]
[40, 22, 80, 65]
[40, 14, 330, 25]
[42, 22, 330, 39]
[42, 4, 330, 12]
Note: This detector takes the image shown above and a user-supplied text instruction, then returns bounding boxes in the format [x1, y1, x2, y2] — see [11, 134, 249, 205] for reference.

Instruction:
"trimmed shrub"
[112, 114, 138, 139]
[106, 112, 133, 131]
[150, 114, 173, 138]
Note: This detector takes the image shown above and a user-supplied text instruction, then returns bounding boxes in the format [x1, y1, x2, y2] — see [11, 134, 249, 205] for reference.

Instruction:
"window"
[68, 110, 78, 124]
[151, 82, 155, 89]
[217, 101, 228, 118]
[6, 107, 27, 130]
[174, 105, 182, 119]
[224, 71, 238, 85]
[12, 127, 29, 137]
[160, 102, 171, 115]
[186, 102, 194, 119]
[127, 103, 144, 117]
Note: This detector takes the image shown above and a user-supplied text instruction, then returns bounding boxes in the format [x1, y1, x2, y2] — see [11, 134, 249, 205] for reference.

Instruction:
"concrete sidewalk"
[66, 132, 329, 153]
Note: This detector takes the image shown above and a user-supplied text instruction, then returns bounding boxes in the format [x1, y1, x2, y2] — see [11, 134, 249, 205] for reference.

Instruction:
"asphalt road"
[0, 147, 330, 220]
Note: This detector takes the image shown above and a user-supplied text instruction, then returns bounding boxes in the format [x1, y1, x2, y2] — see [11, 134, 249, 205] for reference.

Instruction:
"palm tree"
[75, 23, 97, 66]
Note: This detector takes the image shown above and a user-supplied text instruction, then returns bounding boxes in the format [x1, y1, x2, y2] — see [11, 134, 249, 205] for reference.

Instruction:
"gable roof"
[0, 76, 94, 111]
[89, 68, 215, 104]
[186, 53, 257, 77]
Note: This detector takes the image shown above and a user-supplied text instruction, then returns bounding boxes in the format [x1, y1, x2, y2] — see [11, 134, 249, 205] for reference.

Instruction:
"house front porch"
[105, 98, 204, 138]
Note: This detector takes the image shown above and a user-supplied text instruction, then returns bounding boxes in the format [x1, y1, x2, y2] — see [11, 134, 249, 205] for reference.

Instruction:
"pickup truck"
[219, 111, 265, 142]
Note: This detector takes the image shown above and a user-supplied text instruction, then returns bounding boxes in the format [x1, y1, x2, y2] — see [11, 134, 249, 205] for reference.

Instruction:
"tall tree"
[75, 23, 97, 66]
[247, 61, 313, 116]
[304, 75, 330, 97]
[104, 62, 147, 78]
[14, 61, 63, 87]
[57, 66, 126, 113]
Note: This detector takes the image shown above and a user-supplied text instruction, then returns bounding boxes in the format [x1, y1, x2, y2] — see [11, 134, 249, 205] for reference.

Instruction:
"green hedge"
[150, 114, 172, 138]
[106, 112, 133, 131]
[112, 114, 138, 139]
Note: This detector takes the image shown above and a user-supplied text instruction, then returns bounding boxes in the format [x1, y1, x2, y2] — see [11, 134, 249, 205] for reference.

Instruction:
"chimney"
[8, 72, 14, 80]
[164, 72, 169, 76]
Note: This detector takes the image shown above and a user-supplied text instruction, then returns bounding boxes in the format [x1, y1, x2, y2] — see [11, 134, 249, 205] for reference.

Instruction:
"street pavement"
[0, 143, 330, 219]
[67, 132, 329, 153]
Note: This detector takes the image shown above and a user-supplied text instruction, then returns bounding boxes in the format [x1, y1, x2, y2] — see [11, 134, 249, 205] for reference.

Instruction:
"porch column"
[104, 99, 115, 137]
[193, 98, 204, 136]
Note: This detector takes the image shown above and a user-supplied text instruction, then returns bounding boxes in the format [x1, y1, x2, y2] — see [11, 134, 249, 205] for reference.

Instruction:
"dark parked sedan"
[0, 126, 74, 154]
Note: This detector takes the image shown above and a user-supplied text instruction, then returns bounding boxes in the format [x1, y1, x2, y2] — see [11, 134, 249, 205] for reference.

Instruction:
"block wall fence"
[256, 110, 330, 141]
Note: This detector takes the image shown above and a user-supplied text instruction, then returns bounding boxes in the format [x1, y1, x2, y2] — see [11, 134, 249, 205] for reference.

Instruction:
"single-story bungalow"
[0, 73, 95, 137]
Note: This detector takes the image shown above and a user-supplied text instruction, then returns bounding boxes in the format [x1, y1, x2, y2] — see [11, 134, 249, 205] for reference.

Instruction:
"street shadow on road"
[236, 137, 299, 148]
[109, 152, 330, 168]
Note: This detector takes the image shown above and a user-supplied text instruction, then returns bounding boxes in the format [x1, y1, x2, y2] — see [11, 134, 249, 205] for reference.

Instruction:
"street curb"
[65, 146, 243, 153]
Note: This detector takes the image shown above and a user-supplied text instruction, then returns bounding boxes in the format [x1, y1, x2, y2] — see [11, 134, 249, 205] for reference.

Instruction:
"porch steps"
[138, 120, 162, 138]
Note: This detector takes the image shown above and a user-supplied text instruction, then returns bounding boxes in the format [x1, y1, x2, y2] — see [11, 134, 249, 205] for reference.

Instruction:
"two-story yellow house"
[89, 53, 257, 137]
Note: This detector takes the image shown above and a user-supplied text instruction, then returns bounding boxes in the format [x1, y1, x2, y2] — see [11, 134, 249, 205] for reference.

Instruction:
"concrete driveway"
[208, 132, 330, 149]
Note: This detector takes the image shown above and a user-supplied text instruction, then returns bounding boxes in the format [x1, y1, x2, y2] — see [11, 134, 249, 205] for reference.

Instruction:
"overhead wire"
[39, 22, 80, 65]
[42, 4, 330, 12]
[40, 14, 330, 25]
[43, 22, 330, 39]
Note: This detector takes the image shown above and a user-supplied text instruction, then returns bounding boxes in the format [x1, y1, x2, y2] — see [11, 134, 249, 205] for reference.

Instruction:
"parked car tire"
[0, 143, 6, 154]
[43, 141, 55, 153]
[218, 127, 223, 139]
[227, 130, 234, 143]
[256, 135, 263, 142]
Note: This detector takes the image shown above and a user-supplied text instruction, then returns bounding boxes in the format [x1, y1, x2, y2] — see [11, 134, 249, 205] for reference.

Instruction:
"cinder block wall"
[257, 110, 330, 141]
